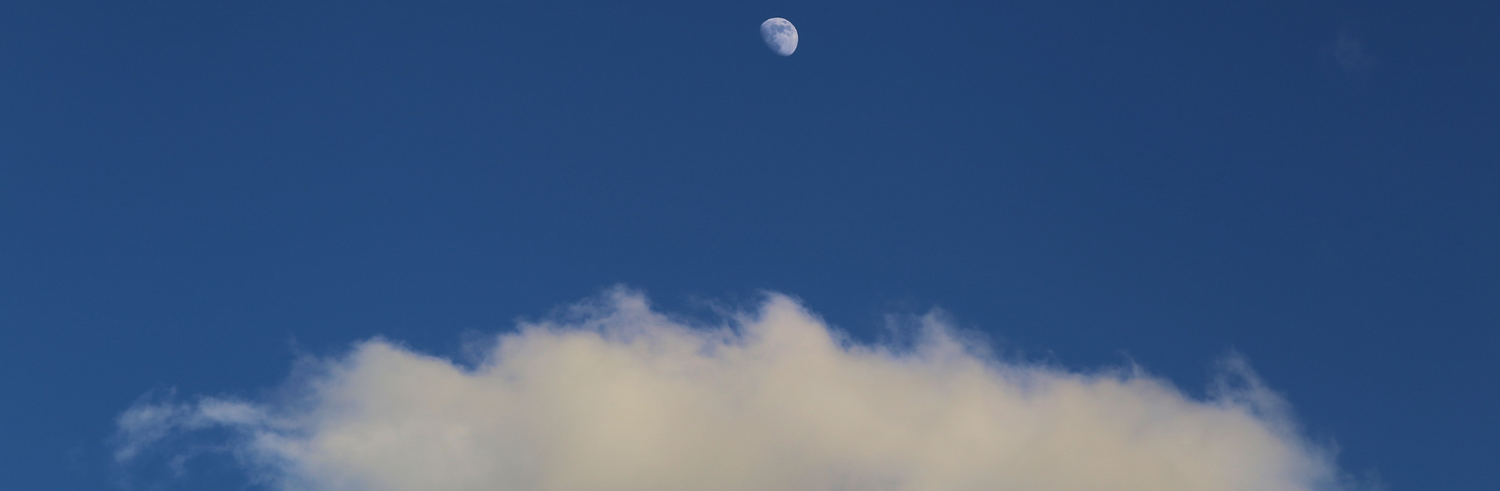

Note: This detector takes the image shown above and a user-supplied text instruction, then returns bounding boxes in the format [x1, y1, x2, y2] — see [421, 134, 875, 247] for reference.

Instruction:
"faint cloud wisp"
[1325, 29, 1376, 76]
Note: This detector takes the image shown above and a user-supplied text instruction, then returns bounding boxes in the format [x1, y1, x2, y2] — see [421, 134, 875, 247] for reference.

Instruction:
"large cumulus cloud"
[116, 289, 1349, 491]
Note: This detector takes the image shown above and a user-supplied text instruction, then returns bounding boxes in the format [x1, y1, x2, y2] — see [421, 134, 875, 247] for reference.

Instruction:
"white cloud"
[117, 288, 1351, 491]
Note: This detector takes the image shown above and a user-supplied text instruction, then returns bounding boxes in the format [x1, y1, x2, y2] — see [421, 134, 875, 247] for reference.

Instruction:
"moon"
[760, 18, 798, 56]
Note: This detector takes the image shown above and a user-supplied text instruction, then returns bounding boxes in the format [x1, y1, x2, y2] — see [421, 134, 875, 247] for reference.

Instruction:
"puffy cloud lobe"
[117, 290, 1346, 491]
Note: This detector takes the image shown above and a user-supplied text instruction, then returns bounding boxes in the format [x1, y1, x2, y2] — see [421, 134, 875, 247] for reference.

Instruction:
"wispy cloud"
[116, 288, 1354, 491]
[1326, 29, 1376, 74]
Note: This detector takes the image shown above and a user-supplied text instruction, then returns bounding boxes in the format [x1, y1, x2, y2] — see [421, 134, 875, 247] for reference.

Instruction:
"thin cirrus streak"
[116, 288, 1355, 491]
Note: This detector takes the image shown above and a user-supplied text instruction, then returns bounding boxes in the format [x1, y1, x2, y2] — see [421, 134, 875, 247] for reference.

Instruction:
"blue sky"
[2, 1, 1497, 489]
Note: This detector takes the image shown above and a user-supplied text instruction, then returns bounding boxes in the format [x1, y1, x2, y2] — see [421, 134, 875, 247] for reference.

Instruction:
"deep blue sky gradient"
[2, 1, 1497, 489]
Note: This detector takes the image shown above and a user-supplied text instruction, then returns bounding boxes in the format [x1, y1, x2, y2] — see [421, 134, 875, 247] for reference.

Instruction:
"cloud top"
[117, 289, 1347, 491]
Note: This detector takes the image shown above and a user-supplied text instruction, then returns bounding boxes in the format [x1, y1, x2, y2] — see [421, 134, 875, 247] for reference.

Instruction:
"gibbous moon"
[760, 18, 798, 56]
